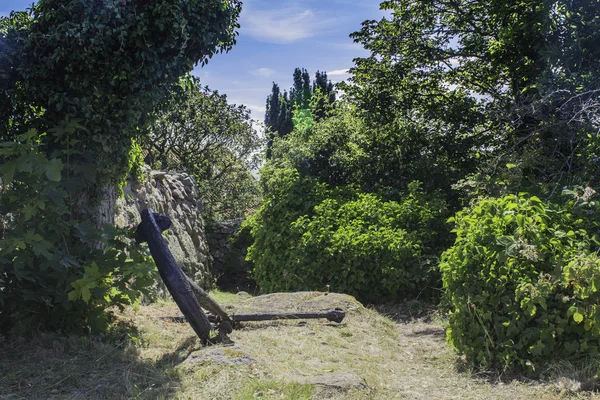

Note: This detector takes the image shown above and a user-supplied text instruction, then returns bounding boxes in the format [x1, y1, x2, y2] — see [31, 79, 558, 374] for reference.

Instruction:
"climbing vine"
[0, 0, 241, 333]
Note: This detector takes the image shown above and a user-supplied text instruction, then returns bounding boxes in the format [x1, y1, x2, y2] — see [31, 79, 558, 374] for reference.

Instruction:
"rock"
[205, 219, 255, 292]
[115, 166, 213, 292]
[233, 292, 362, 315]
[184, 346, 258, 365]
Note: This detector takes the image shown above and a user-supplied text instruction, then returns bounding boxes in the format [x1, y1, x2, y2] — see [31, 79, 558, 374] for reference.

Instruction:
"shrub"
[441, 190, 600, 373]
[245, 167, 328, 293]
[0, 130, 156, 334]
[247, 177, 447, 303]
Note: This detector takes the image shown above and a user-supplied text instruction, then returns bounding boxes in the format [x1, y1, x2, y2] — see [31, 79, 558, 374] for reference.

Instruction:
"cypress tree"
[264, 82, 281, 159]
[292, 67, 303, 106]
[301, 69, 311, 108]
[265, 82, 281, 131]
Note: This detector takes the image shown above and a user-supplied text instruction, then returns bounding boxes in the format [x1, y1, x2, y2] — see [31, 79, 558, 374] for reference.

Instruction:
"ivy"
[0, 0, 242, 333]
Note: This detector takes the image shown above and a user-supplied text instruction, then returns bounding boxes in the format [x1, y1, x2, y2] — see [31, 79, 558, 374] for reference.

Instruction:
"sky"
[1, 0, 386, 123]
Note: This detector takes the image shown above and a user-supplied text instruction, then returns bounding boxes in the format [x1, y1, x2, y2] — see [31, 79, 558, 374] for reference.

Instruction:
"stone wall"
[115, 167, 213, 289]
[206, 219, 255, 292]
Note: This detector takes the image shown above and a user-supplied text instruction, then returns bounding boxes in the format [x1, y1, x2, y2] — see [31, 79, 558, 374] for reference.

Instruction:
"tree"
[264, 68, 336, 143]
[144, 77, 264, 220]
[301, 69, 312, 108]
[277, 91, 294, 136]
[343, 0, 600, 197]
[313, 71, 336, 121]
[291, 67, 304, 106]
[264, 83, 281, 131]
[0, 0, 242, 332]
[265, 82, 292, 158]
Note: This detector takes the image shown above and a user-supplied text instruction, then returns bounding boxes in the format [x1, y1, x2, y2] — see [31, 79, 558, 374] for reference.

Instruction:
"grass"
[1, 290, 600, 399]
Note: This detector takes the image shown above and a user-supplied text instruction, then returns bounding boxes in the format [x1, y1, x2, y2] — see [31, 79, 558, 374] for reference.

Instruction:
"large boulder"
[115, 167, 213, 289]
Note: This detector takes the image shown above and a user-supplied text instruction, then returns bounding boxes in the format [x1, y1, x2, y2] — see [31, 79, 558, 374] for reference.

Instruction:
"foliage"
[441, 190, 600, 373]
[344, 0, 600, 198]
[0, 0, 241, 333]
[264, 68, 336, 148]
[245, 167, 328, 292]
[143, 77, 263, 220]
[246, 162, 447, 302]
[0, 129, 156, 333]
[1, 0, 242, 190]
[268, 104, 369, 192]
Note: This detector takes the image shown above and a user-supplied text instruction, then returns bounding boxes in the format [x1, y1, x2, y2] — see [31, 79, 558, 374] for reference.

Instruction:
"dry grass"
[1, 291, 600, 399]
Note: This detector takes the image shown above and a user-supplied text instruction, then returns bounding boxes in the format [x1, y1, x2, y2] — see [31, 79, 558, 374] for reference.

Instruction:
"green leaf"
[81, 287, 92, 303]
[45, 158, 63, 182]
[574, 312, 584, 324]
[1, 162, 16, 185]
[506, 163, 517, 169]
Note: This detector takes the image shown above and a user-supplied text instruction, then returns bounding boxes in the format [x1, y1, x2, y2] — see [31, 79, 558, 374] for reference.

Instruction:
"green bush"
[247, 176, 447, 303]
[441, 190, 600, 373]
[245, 167, 328, 293]
[0, 130, 156, 334]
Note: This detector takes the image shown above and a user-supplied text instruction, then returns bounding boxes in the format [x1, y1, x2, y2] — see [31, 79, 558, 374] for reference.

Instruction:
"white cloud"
[330, 42, 364, 51]
[327, 69, 350, 77]
[250, 68, 276, 78]
[242, 103, 267, 114]
[241, 5, 341, 43]
[326, 68, 352, 84]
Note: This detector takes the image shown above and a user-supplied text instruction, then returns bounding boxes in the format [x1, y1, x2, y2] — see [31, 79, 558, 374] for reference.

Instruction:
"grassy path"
[1, 292, 598, 399]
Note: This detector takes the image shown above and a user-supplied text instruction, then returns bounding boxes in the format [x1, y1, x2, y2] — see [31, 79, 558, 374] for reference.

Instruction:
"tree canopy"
[144, 77, 263, 220]
[264, 68, 336, 145]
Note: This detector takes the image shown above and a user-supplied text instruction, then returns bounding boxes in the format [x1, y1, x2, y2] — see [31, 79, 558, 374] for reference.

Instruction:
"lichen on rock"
[115, 167, 213, 291]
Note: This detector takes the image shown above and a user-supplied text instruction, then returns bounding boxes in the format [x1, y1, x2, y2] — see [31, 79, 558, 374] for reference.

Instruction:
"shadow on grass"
[0, 323, 197, 399]
[155, 335, 200, 368]
[373, 303, 440, 324]
[404, 327, 445, 338]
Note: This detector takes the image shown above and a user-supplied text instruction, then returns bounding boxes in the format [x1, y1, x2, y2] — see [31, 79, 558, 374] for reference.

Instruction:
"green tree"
[264, 68, 336, 143]
[278, 91, 294, 136]
[313, 71, 336, 121]
[291, 67, 304, 106]
[144, 77, 264, 220]
[301, 68, 312, 108]
[0, 0, 241, 332]
[344, 0, 600, 197]
[265, 82, 281, 133]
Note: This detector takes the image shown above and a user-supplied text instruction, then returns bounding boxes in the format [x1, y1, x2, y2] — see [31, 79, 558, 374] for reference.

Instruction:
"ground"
[1, 291, 599, 399]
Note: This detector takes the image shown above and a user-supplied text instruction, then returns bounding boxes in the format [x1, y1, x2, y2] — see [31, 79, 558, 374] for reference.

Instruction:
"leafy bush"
[245, 167, 328, 293]
[441, 190, 600, 373]
[247, 176, 447, 303]
[0, 130, 156, 334]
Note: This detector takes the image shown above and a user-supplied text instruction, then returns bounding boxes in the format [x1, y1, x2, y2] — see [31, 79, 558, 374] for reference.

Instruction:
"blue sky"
[1, 0, 385, 122]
